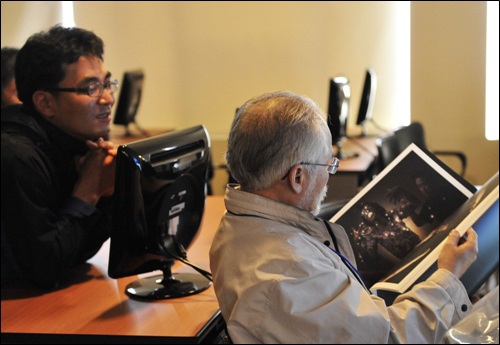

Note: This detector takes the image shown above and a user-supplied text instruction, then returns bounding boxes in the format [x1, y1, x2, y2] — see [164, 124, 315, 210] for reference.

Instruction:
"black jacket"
[1, 105, 112, 289]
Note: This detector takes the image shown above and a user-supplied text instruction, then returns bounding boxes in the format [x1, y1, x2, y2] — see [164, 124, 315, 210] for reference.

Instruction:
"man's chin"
[94, 127, 111, 140]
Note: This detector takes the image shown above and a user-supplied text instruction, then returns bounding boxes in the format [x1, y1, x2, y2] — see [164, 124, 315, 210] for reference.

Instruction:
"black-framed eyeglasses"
[281, 156, 340, 180]
[46, 79, 119, 98]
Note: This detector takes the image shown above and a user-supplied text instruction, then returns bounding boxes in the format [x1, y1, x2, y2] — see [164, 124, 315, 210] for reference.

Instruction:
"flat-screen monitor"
[108, 125, 213, 299]
[355, 68, 377, 136]
[327, 76, 353, 159]
[112, 70, 146, 137]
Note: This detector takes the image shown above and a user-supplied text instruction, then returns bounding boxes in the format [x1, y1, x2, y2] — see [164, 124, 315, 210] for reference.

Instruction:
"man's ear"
[288, 164, 305, 194]
[32, 91, 56, 118]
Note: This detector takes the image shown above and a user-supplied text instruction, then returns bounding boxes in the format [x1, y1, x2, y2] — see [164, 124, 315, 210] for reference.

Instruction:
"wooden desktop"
[1, 196, 227, 344]
[327, 135, 378, 200]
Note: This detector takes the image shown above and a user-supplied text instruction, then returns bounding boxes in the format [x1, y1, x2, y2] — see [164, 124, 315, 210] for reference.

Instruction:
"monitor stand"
[359, 123, 369, 137]
[118, 121, 151, 138]
[351, 122, 370, 139]
[334, 138, 359, 160]
[355, 120, 385, 138]
[124, 262, 212, 300]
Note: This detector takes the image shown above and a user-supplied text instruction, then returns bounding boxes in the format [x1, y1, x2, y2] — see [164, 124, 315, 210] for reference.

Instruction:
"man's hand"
[438, 228, 478, 278]
[73, 138, 117, 205]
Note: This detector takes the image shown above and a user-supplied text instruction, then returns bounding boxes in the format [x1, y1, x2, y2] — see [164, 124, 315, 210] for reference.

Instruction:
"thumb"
[446, 229, 461, 246]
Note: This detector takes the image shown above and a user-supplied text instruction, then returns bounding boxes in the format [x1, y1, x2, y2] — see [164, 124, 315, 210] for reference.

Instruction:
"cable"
[160, 236, 213, 282]
[176, 255, 213, 281]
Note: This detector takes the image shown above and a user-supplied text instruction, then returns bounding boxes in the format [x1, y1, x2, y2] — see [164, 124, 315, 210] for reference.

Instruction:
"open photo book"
[330, 143, 499, 297]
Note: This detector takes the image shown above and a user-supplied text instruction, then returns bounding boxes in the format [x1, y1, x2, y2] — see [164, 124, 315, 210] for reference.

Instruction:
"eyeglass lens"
[89, 80, 118, 97]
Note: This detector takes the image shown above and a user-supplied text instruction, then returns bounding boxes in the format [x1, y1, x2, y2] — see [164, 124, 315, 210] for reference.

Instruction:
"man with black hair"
[1, 25, 117, 289]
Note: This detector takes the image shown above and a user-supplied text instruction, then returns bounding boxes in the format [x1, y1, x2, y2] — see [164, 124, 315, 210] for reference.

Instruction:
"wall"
[1, 3, 410, 128]
[2, 1, 497, 191]
[0, 1, 63, 43]
[411, 1, 498, 186]
[70, 1, 409, 137]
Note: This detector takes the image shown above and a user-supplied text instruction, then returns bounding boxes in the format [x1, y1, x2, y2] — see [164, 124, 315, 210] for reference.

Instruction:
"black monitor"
[327, 76, 353, 159]
[112, 70, 147, 137]
[108, 125, 213, 299]
[355, 68, 377, 136]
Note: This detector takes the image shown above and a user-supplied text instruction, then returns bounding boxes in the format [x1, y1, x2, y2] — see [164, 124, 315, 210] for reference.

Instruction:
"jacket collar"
[1, 104, 88, 157]
[224, 184, 329, 240]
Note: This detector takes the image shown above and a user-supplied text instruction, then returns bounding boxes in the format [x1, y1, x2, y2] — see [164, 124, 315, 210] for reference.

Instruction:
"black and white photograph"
[331, 144, 477, 288]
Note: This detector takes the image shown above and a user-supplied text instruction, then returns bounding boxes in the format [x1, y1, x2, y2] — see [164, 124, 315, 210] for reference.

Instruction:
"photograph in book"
[330, 144, 477, 289]
[371, 171, 499, 294]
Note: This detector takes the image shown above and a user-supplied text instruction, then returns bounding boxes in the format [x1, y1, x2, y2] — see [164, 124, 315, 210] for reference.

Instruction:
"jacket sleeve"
[386, 268, 472, 343]
[1, 137, 110, 289]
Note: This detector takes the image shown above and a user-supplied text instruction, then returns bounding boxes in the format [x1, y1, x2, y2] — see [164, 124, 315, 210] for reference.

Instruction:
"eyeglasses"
[46, 80, 119, 97]
[281, 156, 340, 180]
[302, 156, 340, 175]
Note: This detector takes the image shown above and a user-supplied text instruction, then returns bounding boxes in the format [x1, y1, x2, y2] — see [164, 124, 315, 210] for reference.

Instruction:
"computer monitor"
[327, 76, 353, 159]
[355, 68, 377, 136]
[108, 125, 213, 299]
[112, 70, 147, 137]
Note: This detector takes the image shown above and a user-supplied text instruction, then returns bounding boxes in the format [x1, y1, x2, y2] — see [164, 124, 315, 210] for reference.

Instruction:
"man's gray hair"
[226, 91, 330, 190]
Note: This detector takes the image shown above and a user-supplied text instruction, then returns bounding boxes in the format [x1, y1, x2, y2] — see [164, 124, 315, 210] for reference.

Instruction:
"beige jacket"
[209, 185, 472, 343]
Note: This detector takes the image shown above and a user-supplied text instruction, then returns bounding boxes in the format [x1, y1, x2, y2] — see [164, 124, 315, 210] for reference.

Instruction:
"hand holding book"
[438, 228, 478, 278]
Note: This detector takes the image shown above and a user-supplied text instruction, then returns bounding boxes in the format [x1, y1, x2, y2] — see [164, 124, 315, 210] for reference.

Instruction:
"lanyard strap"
[323, 220, 372, 294]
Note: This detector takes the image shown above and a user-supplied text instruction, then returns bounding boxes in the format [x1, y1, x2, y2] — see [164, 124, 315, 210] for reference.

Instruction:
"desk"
[327, 135, 378, 200]
[1, 196, 227, 344]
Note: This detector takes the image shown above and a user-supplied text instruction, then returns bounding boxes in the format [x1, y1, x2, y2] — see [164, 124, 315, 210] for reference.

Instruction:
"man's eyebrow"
[79, 72, 112, 85]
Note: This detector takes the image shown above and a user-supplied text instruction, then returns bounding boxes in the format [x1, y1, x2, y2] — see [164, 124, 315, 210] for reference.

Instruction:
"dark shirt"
[1, 104, 112, 289]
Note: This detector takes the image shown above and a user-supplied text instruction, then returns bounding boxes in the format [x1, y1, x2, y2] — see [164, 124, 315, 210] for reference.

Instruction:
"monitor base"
[125, 272, 212, 300]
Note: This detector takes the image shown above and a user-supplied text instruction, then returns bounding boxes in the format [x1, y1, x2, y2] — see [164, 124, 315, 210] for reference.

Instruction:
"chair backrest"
[392, 121, 466, 176]
[394, 122, 426, 151]
[375, 133, 400, 172]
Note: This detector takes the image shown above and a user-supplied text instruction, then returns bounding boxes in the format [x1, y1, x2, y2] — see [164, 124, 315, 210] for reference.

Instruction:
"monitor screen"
[327, 76, 351, 158]
[355, 68, 377, 136]
[108, 125, 213, 299]
[112, 70, 145, 137]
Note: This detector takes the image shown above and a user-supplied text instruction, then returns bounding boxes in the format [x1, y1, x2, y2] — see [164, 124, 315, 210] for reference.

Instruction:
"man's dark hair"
[1, 47, 19, 95]
[15, 25, 105, 109]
